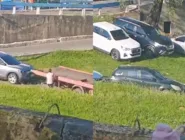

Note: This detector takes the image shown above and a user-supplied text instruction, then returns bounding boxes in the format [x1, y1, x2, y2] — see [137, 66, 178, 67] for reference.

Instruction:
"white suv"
[93, 22, 141, 60]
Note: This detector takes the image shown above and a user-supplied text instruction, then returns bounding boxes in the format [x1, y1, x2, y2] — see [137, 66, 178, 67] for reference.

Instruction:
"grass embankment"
[94, 50, 185, 129]
[0, 51, 94, 121]
[1, 50, 185, 129]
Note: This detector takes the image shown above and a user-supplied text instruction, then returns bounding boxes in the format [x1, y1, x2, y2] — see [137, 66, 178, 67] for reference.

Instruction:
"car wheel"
[111, 49, 120, 60]
[7, 73, 19, 84]
[72, 87, 84, 94]
[159, 87, 169, 92]
[145, 46, 156, 58]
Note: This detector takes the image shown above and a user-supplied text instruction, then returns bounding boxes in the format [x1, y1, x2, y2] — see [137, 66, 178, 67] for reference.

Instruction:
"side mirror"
[0, 63, 6, 66]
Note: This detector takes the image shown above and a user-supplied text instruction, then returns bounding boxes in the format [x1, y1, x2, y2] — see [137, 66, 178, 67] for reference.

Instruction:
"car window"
[110, 29, 129, 40]
[127, 69, 137, 78]
[1, 55, 20, 65]
[127, 23, 136, 32]
[93, 26, 100, 34]
[136, 27, 146, 35]
[114, 69, 128, 77]
[0, 58, 5, 65]
[176, 36, 185, 42]
[142, 26, 161, 39]
[141, 70, 155, 81]
[102, 29, 111, 39]
[114, 19, 128, 29]
[114, 19, 122, 26]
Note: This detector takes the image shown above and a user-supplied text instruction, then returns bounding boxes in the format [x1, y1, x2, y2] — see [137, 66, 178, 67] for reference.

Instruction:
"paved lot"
[0, 39, 92, 56]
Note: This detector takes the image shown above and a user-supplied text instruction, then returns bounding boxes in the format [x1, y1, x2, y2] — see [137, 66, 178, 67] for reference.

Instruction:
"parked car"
[0, 51, 33, 84]
[171, 35, 185, 54]
[113, 17, 174, 57]
[103, 65, 185, 92]
[93, 70, 103, 81]
[93, 22, 142, 60]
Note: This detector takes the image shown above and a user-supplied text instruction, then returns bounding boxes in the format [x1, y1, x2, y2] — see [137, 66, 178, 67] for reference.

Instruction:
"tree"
[146, 0, 183, 28]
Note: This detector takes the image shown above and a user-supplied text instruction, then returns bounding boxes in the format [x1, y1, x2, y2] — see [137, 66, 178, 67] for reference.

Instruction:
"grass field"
[1, 50, 185, 129]
[93, 50, 185, 129]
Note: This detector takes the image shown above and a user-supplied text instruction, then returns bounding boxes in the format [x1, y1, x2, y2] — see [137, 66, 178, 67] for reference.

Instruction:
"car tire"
[111, 49, 120, 60]
[145, 46, 156, 58]
[7, 73, 19, 84]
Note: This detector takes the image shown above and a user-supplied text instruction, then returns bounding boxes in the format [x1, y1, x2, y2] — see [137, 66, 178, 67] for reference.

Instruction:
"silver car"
[0, 52, 33, 84]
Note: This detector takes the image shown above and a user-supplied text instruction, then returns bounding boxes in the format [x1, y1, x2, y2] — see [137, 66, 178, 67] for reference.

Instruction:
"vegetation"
[1, 50, 185, 129]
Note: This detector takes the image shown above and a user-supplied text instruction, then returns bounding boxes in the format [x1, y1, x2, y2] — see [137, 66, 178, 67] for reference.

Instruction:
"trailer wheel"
[72, 87, 84, 94]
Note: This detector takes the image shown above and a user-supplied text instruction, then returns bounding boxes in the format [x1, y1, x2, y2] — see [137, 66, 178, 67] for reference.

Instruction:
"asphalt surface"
[0, 39, 92, 56]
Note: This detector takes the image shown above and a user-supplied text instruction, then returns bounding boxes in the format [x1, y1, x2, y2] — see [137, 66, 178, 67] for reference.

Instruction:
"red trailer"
[31, 66, 93, 95]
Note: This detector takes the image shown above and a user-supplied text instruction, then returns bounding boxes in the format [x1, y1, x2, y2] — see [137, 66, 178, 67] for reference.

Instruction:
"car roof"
[0, 51, 8, 58]
[176, 35, 185, 38]
[93, 22, 121, 32]
[117, 17, 152, 28]
[117, 65, 153, 71]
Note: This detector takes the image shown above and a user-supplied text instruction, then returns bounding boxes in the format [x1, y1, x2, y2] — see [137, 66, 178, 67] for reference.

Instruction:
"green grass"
[93, 50, 185, 129]
[1, 50, 185, 129]
[0, 83, 93, 120]
[94, 15, 115, 23]
[19, 51, 94, 72]
[0, 50, 94, 121]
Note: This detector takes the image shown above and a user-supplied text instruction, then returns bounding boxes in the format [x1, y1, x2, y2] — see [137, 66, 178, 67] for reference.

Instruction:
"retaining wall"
[0, 15, 92, 44]
[0, 105, 152, 140]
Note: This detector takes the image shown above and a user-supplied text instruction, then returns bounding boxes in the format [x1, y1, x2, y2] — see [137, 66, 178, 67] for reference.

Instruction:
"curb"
[0, 35, 92, 48]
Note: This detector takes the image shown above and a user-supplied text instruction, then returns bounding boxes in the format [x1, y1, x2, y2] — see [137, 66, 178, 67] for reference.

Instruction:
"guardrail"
[0, 1, 120, 15]
[93, 2, 119, 9]
[0, 1, 93, 15]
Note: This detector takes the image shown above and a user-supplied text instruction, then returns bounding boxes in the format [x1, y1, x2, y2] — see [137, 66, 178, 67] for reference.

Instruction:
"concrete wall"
[0, 105, 152, 140]
[0, 15, 92, 44]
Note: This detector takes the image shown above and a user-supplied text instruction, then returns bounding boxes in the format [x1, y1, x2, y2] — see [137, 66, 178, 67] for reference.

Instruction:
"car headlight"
[171, 84, 181, 91]
[121, 46, 131, 51]
[169, 43, 174, 49]
[154, 42, 161, 47]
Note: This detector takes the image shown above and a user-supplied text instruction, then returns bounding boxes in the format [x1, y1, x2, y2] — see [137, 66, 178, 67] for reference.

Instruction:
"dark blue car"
[113, 17, 174, 57]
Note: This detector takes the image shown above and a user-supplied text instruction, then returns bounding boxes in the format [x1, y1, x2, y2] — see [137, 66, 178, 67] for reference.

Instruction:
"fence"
[0, 1, 121, 15]
[0, 1, 93, 15]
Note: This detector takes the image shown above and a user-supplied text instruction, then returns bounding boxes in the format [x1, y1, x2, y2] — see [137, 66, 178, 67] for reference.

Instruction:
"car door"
[123, 68, 143, 85]
[112, 68, 128, 83]
[112, 68, 142, 85]
[125, 23, 137, 39]
[0, 58, 7, 78]
[100, 29, 113, 53]
[135, 26, 149, 48]
[138, 70, 161, 89]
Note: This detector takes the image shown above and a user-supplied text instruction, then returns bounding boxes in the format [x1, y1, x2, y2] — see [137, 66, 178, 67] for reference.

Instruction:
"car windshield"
[2, 55, 20, 65]
[153, 71, 166, 80]
[110, 29, 129, 41]
[143, 26, 161, 39]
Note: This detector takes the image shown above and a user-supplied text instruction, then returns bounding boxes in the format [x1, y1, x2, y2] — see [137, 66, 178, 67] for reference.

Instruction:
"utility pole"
[137, 0, 141, 11]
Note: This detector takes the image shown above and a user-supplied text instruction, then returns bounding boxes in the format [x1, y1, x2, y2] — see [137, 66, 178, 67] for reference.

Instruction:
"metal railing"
[0, 1, 93, 15]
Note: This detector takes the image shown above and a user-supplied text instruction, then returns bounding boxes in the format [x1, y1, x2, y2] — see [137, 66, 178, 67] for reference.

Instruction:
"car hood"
[8, 63, 33, 72]
[93, 71, 103, 81]
[162, 78, 185, 88]
[116, 38, 140, 49]
[151, 35, 172, 46]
